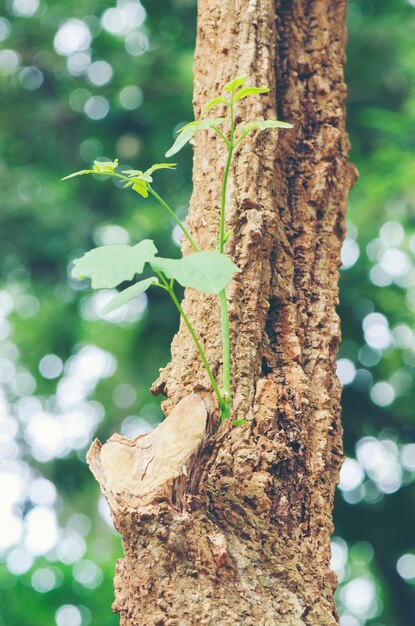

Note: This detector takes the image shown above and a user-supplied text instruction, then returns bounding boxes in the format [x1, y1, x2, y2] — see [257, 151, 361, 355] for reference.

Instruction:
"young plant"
[64, 76, 292, 424]
[164, 75, 292, 420]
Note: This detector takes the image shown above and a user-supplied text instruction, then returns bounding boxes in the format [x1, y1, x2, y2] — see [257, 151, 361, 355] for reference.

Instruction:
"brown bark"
[88, 1, 357, 624]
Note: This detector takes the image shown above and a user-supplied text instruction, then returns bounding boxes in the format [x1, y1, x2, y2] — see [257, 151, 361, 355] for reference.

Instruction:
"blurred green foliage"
[0, 0, 414, 624]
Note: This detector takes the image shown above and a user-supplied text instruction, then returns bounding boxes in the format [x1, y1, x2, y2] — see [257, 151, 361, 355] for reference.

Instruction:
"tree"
[87, 1, 356, 624]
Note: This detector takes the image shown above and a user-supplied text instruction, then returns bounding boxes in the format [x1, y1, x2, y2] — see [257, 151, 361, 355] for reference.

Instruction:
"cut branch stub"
[87, 394, 208, 514]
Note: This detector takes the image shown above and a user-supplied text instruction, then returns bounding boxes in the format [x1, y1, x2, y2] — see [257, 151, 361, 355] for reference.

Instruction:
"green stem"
[148, 187, 199, 252]
[101, 173, 199, 252]
[217, 89, 237, 422]
[219, 145, 234, 254]
[219, 289, 231, 421]
[165, 280, 225, 411]
[211, 126, 230, 148]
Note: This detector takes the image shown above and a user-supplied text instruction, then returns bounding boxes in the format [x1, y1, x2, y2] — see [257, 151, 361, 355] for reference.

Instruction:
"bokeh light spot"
[0, 18, 11, 42]
[11, 0, 39, 17]
[337, 359, 356, 386]
[39, 354, 64, 380]
[24, 506, 59, 556]
[32, 566, 62, 592]
[339, 458, 364, 492]
[341, 239, 360, 270]
[396, 554, 415, 581]
[84, 95, 109, 120]
[119, 85, 143, 110]
[54, 20, 92, 57]
[370, 381, 395, 407]
[67, 51, 91, 76]
[0, 49, 20, 75]
[94, 224, 130, 245]
[72, 559, 103, 589]
[113, 383, 137, 408]
[55, 605, 82, 626]
[86, 60, 113, 86]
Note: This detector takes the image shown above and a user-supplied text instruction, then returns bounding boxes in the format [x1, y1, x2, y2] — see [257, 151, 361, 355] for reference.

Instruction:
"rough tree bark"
[88, 1, 357, 624]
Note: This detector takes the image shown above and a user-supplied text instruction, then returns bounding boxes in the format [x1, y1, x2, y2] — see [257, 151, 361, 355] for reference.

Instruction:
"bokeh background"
[0, 0, 414, 624]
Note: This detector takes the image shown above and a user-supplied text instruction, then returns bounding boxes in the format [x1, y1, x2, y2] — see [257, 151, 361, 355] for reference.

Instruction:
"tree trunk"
[88, 1, 357, 624]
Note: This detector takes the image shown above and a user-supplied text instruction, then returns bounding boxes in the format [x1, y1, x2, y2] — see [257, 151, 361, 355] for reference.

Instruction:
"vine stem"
[113, 142, 234, 421]
[149, 187, 199, 252]
[150, 188, 229, 417]
[217, 89, 236, 422]
[157, 273, 225, 411]
[104, 171, 199, 252]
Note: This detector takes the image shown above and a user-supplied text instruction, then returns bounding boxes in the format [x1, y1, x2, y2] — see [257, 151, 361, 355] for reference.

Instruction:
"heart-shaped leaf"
[151, 251, 240, 294]
[102, 277, 157, 314]
[165, 118, 225, 158]
[72, 240, 157, 289]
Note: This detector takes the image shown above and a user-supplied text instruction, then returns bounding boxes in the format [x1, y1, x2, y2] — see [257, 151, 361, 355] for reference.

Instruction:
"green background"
[0, 0, 414, 624]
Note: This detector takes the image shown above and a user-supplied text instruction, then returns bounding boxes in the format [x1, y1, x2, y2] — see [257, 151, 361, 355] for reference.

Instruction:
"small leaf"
[151, 251, 241, 294]
[122, 169, 152, 182]
[178, 118, 225, 133]
[72, 239, 157, 289]
[61, 169, 94, 180]
[232, 419, 247, 427]
[224, 227, 234, 244]
[62, 158, 120, 180]
[93, 159, 119, 174]
[145, 163, 177, 175]
[233, 86, 270, 102]
[235, 119, 293, 145]
[204, 96, 228, 112]
[165, 118, 225, 157]
[223, 75, 247, 92]
[132, 181, 149, 197]
[242, 119, 293, 133]
[102, 277, 157, 314]
[165, 125, 195, 158]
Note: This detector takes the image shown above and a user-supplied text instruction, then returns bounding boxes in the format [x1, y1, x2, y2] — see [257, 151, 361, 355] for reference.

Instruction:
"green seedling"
[64, 75, 292, 423]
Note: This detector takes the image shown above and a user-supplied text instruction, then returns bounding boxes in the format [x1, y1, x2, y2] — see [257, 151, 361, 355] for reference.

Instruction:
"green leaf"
[102, 277, 157, 314]
[122, 169, 152, 182]
[145, 163, 177, 175]
[72, 240, 157, 289]
[93, 159, 119, 174]
[61, 169, 94, 180]
[165, 126, 195, 158]
[165, 118, 225, 157]
[177, 118, 225, 133]
[235, 119, 293, 145]
[151, 251, 241, 294]
[224, 227, 234, 244]
[122, 163, 176, 186]
[233, 87, 270, 102]
[62, 158, 119, 180]
[223, 75, 247, 92]
[204, 96, 228, 112]
[241, 119, 293, 133]
[132, 181, 149, 197]
[232, 419, 247, 427]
